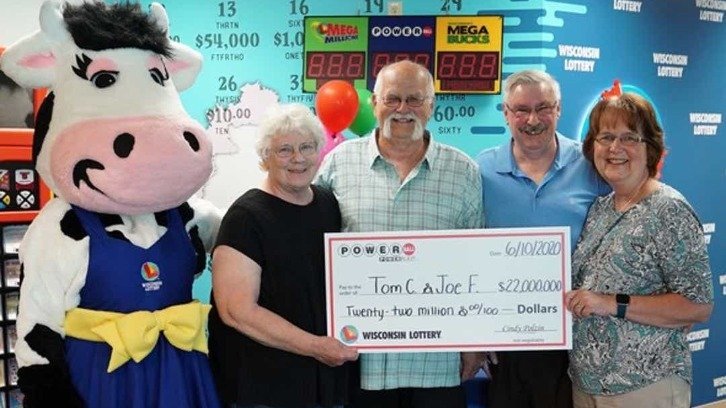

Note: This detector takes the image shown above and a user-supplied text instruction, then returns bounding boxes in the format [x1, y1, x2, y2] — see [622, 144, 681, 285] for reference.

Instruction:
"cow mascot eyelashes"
[0, 2, 222, 407]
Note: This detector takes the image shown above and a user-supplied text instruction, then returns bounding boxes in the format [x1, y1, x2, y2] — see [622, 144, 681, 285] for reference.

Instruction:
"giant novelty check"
[325, 227, 572, 352]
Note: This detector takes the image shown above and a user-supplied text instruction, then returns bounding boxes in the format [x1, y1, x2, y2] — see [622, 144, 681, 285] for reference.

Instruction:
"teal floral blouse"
[569, 183, 713, 395]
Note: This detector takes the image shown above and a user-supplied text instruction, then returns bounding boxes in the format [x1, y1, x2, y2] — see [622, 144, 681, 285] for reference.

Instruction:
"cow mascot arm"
[16, 200, 87, 406]
[1, 2, 222, 407]
[181, 196, 224, 274]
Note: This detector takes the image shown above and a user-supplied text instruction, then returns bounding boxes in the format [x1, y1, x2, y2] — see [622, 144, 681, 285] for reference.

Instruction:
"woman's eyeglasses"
[270, 142, 317, 159]
[595, 133, 645, 147]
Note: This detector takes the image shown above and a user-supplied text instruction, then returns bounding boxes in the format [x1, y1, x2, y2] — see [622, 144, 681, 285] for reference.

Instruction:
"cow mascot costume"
[0, 1, 222, 407]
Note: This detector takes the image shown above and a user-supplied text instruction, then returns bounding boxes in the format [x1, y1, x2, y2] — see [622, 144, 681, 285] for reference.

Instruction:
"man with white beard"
[316, 60, 484, 408]
[476, 70, 610, 408]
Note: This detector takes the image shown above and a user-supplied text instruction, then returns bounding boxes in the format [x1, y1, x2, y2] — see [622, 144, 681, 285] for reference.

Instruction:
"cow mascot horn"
[0, 2, 222, 407]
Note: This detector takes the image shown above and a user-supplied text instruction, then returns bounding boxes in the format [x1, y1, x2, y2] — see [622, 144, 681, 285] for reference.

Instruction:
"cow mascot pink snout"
[0, 2, 222, 407]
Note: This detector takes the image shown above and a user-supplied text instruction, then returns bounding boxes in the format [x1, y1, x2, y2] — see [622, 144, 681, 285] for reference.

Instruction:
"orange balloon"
[315, 80, 359, 133]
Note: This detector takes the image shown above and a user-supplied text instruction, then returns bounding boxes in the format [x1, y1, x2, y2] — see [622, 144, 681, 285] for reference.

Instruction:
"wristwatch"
[615, 294, 630, 319]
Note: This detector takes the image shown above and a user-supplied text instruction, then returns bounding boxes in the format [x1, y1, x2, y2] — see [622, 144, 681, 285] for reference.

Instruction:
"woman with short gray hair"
[208, 103, 359, 408]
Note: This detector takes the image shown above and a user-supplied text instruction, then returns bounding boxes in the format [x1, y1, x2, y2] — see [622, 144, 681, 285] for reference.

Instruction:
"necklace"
[581, 180, 650, 289]
[614, 177, 651, 212]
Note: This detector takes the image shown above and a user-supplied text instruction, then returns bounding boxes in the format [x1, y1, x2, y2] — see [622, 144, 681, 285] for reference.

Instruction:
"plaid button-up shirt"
[316, 131, 483, 390]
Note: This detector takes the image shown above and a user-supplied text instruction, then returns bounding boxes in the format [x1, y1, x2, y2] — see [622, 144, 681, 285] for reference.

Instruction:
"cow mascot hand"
[0, 2, 222, 407]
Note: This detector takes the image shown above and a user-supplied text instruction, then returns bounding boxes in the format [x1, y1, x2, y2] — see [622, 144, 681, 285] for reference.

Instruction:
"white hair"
[503, 70, 561, 103]
[255, 103, 325, 160]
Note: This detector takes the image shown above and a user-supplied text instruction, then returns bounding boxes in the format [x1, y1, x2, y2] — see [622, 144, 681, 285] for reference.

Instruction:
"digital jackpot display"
[303, 15, 503, 94]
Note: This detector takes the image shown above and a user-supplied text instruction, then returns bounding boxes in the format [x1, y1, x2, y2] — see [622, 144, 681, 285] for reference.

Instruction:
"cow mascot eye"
[149, 67, 168, 86]
[0, 2, 222, 408]
[90, 71, 118, 88]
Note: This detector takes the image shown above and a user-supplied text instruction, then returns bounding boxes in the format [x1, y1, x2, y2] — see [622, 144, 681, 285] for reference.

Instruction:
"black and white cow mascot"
[0, 2, 222, 407]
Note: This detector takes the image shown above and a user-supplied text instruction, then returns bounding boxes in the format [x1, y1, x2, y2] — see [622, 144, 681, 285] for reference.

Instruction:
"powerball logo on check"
[337, 242, 416, 262]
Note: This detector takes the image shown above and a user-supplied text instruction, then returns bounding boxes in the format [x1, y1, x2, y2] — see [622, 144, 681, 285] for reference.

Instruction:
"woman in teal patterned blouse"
[564, 93, 713, 408]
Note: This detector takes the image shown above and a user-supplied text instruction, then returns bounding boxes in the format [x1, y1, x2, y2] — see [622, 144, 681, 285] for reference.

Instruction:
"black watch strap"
[615, 293, 630, 318]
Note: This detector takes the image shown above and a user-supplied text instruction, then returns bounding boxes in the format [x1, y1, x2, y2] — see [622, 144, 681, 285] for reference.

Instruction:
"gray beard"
[382, 116, 425, 141]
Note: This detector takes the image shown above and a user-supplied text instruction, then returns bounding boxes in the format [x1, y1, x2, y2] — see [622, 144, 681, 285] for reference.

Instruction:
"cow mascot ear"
[0, 2, 222, 407]
[0, 1, 68, 88]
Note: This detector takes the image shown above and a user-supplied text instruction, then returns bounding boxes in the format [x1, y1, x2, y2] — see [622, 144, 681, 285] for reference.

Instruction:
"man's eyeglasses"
[595, 133, 645, 147]
[505, 102, 558, 119]
[269, 142, 317, 159]
[381, 95, 432, 108]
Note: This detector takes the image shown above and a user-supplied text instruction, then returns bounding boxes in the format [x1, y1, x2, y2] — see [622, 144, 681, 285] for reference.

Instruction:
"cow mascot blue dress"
[0, 2, 222, 407]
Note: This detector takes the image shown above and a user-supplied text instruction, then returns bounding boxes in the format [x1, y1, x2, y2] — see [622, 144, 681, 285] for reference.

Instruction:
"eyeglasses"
[505, 102, 558, 119]
[381, 95, 432, 108]
[595, 133, 645, 147]
[269, 142, 317, 159]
